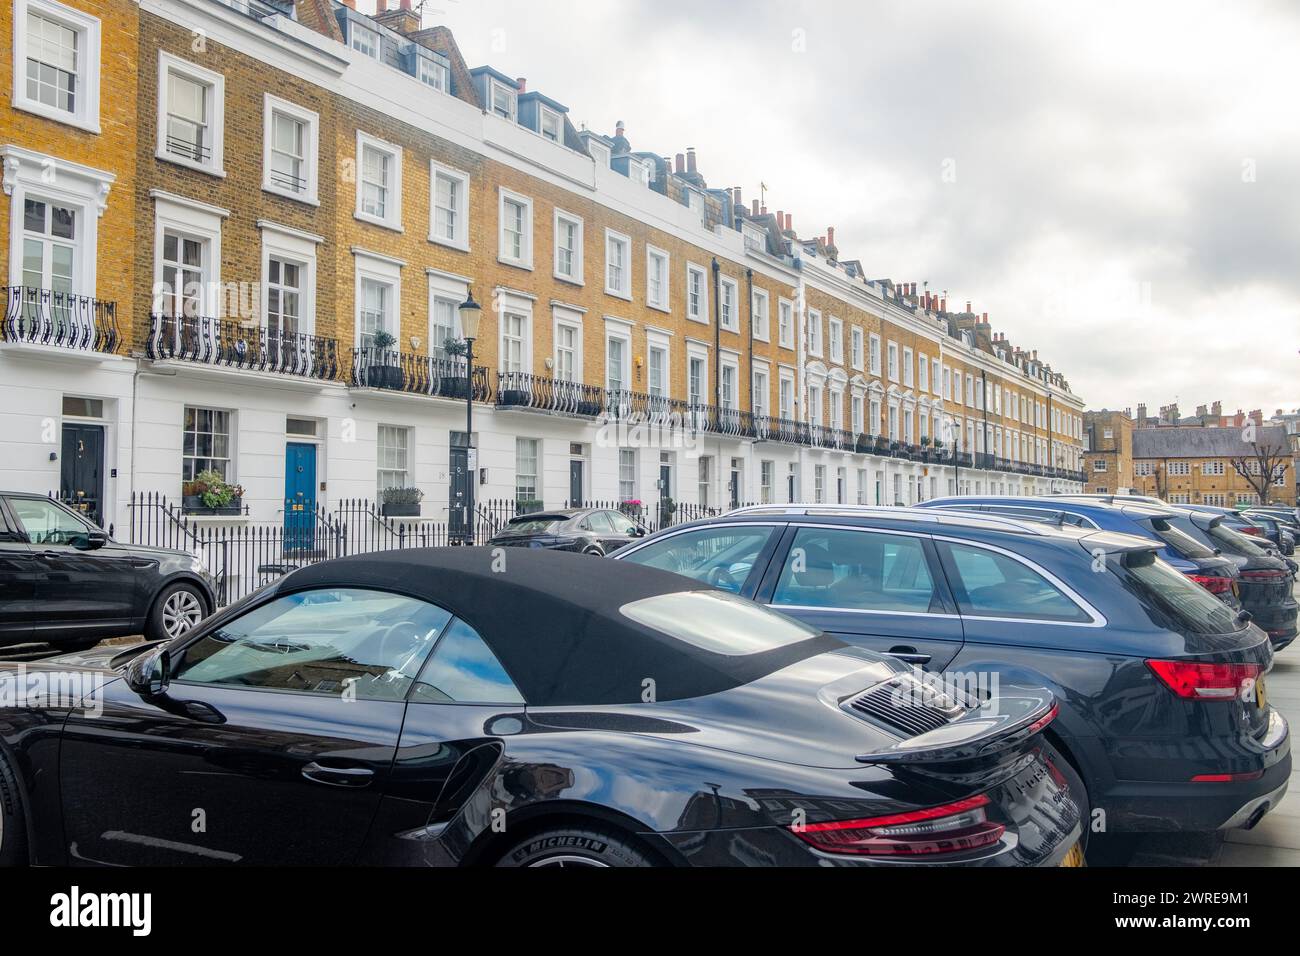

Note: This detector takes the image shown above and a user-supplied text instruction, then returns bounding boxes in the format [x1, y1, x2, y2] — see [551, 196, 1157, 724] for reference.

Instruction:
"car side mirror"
[634, 525, 647, 537]
[126, 646, 171, 699]
[77, 530, 108, 551]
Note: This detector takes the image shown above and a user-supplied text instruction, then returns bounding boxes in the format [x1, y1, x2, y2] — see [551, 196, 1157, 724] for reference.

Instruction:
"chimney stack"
[940, 297, 946, 311]
[752, 199, 760, 216]
[826, 226, 835, 247]
[373, 0, 420, 34]
[686, 147, 697, 174]
[981, 312, 988, 323]
[516, 77, 527, 92]
[785, 213, 793, 233]
[674, 153, 685, 174]
[965, 301, 972, 313]
[775, 209, 783, 230]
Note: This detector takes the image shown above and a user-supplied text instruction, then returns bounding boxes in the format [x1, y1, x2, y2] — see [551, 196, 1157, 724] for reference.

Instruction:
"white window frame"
[808, 308, 822, 357]
[646, 328, 671, 399]
[539, 105, 562, 143]
[156, 51, 225, 177]
[427, 268, 469, 359]
[604, 318, 633, 395]
[553, 209, 584, 284]
[498, 188, 534, 269]
[868, 333, 881, 376]
[778, 297, 794, 349]
[354, 131, 403, 232]
[828, 316, 843, 364]
[151, 191, 228, 320]
[489, 79, 517, 122]
[604, 229, 631, 299]
[352, 248, 403, 351]
[262, 94, 319, 205]
[719, 275, 739, 331]
[686, 262, 708, 323]
[376, 424, 411, 495]
[429, 161, 470, 251]
[751, 365, 769, 417]
[259, 220, 320, 339]
[902, 346, 914, 387]
[752, 288, 770, 342]
[646, 245, 670, 312]
[12, 0, 102, 133]
[349, 21, 381, 60]
[918, 354, 929, 392]
[850, 327, 864, 370]
[498, 292, 534, 376]
[887, 341, 899, 382]
[552, 306, 583, 382]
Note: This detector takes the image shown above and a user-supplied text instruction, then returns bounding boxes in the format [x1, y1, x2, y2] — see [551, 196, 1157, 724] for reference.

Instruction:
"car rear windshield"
[1149, 518, 1216, 559]
[1209, 523, 1269, 557]
[504, 517, 565, 533]
[620, 589, 823, 656]
[1113, 550, 1243, 635]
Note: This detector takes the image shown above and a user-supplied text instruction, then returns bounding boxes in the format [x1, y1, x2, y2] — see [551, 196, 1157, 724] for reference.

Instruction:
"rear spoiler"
[856, 690, 1057, 764]
[1075, 530, 1162, 557]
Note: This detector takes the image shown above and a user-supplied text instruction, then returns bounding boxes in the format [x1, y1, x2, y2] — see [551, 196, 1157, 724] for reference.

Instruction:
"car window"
[585, 511, 614, 534]
[8, 497, 93, 545]
[172, 588, 452, 701]
[620, 590, 822, 656]
[618, 525, 775, 593]
[606, 511, 637, 535]
[938, 542, 1093, 623]
[1209, 523, 1268, 557]
[1112, 550, 1242, 636]
[1148, 518, 1216, 559]
[771, 527, 940, 613]
[409, 617, 524, 704]
[984, 505, 1089, 528]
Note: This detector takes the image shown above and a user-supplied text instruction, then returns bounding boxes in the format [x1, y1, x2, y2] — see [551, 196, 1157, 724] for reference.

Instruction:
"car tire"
[497, 826, 658, 868]
[0, 751, 30, 866]
[145, 582, 208, 642]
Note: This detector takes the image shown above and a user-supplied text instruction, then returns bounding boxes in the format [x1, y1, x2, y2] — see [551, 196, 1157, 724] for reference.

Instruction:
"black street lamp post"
[459, 288, 482, 545]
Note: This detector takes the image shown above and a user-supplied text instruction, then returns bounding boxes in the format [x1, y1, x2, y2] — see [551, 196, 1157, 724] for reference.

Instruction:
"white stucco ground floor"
[1, 347, 1082, 540]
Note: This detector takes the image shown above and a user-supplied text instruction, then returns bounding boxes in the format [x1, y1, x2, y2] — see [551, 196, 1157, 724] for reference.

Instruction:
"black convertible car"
[0, 549, 1083, 867]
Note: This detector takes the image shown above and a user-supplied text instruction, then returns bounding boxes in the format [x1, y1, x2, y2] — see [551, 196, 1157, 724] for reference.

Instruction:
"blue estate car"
[614, 505, 1290, 835]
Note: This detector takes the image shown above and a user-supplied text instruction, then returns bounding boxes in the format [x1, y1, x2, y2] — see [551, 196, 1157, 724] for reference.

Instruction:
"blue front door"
[284, 442, 317, 551]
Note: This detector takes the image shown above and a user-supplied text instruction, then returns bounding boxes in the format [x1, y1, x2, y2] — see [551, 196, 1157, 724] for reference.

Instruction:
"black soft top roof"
[282, 548, 837, 706]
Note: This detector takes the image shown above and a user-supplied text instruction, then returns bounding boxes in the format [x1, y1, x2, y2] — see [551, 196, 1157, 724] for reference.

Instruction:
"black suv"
[0, 493, 216, 650]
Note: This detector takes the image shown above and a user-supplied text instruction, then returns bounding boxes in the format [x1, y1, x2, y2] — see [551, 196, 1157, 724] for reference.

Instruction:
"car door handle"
[886, 646, 931, 665]
[301, 762, 375, 788]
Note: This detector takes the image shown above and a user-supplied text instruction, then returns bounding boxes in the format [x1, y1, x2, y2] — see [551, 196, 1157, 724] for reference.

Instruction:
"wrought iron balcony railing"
[2, 286, 120, 354]
[147, 314, 338, 380]
[605, 389, 689, 427]
[351, 347, 490, 401]
[497, 372, 605, 417]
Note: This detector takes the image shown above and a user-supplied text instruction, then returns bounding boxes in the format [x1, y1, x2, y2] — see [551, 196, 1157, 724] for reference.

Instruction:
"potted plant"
[369, 329, 404, 390]
[438, 338, 472, 399]
[657, 496, 677, 528]
[619, 499, 643, 520]
[182, 469, 244, 516]
[381, 486, 423, 517]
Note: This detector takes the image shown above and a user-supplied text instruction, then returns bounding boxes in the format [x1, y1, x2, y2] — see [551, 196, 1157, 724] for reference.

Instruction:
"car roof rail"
[722, 503, 1053, 535]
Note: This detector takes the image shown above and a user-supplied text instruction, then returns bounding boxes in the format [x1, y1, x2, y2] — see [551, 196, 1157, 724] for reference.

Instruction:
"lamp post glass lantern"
[459, 290, 482, 544]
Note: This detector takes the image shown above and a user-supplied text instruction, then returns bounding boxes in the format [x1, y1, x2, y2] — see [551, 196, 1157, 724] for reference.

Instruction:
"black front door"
[569, 459, 584, 505]
[61, 424, 104, 526]
[449, 444, 470, 541]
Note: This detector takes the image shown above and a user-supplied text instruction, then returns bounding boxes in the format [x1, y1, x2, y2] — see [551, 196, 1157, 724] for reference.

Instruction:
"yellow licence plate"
[1256, 677, 1267, 711]
[1059, 842, 1086, 867]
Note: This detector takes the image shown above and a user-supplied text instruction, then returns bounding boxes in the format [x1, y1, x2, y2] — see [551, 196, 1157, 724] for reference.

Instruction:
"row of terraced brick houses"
[1, 0, 1087, 545]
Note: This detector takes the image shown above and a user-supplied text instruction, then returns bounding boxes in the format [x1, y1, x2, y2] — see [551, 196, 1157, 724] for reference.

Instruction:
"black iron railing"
[350, 347, 490, 401]
[3, 286, 120, 354]
[497, 372, 605, 417]
[147, 314, 339, 380]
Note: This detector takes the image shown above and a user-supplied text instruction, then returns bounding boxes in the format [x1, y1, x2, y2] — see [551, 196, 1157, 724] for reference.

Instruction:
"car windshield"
[1148, 518, 1216, 559]
[620, 590, 822, 656]
[1112, 551, 1244, 635]
[503, 516, 565, 534]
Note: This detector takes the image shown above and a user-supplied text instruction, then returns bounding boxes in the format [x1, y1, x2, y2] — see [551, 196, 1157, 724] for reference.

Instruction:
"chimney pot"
[982, 312, 988, 323]
[785, 213, 793, 232]
[776, 209, 783, 229]
[751, 199, 760, 216]
[686, 148, 697, 173]
[400, 0, 412, 9]
[516, 77, 527, 92]
[940, 297, 946, 311]
[827, 226, 835, 247]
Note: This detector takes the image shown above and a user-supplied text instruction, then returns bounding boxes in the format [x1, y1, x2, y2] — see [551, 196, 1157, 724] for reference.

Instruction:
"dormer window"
[489, 80, 517, 121]
[742, 224, 766, 254]
[540, 106, 562, 142]
[588, 139, 611, 167]
[350, 22, 380, 61]
[686, 189, 705, 224]
[417, 53, 449, 92]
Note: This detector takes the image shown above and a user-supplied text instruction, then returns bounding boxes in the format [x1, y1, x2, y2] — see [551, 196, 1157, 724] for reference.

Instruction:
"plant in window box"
[618, 499, 643, 519]
[381, 486, 423, 517]
[439, 338, 472, 399]
[182, 469, 245, 515]
[368, 329, 405, 390]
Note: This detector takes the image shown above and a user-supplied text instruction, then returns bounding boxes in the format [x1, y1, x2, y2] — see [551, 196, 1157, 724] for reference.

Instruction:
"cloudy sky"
[396, 0, 1297, 416]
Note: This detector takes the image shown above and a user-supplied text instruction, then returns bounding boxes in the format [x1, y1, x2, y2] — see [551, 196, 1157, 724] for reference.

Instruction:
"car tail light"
[790, 794, 1006, 856]
[1146, 660, 1262, 700]
[1241, 569, 1287, 582]
[1189, 574, 1235, 595]
[1238, 526, 1265, 537]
